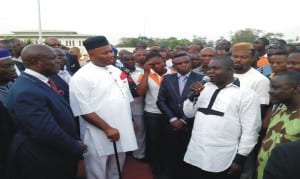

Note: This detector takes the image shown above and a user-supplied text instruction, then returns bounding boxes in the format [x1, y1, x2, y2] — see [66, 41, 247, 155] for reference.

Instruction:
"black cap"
[83, 36, 109, 51]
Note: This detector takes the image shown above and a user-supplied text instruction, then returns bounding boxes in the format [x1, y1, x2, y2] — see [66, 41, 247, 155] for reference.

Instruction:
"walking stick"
[113, 141, 122, 179]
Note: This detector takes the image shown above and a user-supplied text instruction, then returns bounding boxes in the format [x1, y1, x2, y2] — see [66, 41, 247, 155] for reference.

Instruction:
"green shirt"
[257, 104, 300, 179]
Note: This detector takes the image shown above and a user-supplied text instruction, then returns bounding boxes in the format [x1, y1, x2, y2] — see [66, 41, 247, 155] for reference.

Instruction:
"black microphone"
[187, 76, 210, 100]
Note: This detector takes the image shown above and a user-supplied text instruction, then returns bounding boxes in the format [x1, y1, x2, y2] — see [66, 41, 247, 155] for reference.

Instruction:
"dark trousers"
[165, 123, 191, 179]
[144, 111, 168, 175]
[184, 162, 241, 179]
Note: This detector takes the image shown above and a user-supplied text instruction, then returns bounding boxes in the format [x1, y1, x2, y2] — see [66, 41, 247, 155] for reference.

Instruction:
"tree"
[191, 35, 207, 46]
[116, 37, 138, 47]
[23, 39, 33, 46]
[262, 32, 284, 44]
[230, 28, 262, 44]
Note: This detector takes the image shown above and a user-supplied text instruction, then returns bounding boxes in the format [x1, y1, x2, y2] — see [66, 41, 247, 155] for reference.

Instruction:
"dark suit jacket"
[0, 102, 15, 177]
[157, 71, 203, 123]
[13, 61, 25, 72]
[6, 73, 84, 178]
[50, 73, 69, 103]
[65, 52, 80, 75]
[264, 141, 300, 179]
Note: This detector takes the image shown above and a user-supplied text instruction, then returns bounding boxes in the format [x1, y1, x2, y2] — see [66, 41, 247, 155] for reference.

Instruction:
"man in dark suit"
[6, 44, 87, 179]
[44, 37, 81, 75]
[157, 52, 204, 179]
[264, 140, 300, 179]
[0, 48, 17, 179]
[50, 48, 71, 102]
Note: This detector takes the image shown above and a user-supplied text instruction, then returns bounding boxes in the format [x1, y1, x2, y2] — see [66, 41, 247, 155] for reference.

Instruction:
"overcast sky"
[1, 0, 299, 45]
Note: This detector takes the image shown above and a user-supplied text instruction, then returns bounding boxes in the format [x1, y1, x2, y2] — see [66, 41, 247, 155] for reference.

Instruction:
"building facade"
[0, 30, 94, 54]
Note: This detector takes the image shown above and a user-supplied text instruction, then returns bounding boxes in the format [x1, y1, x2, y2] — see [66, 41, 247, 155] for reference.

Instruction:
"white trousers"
[84, 152, 126, 179]
[132, 114, 146, 159]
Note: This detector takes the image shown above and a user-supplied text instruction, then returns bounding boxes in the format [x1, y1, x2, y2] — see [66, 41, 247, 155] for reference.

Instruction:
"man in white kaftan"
[183, 56, 261, 179]
[69, 36, 137, 179]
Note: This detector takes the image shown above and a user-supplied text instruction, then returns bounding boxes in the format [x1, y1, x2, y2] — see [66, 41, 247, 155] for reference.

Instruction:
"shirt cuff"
[233, 154, 247, 166]
[169, 117, 177, 123]
[179, 119, 187, 124]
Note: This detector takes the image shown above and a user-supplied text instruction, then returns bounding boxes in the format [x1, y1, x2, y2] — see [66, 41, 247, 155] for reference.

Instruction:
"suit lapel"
[171, 74, 181, 97]
[181, 72, 195, 98]
[22, 73, 69, 106]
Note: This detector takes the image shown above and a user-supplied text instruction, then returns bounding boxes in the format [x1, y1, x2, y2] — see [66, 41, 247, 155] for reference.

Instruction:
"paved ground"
[77, 155, 153, 179]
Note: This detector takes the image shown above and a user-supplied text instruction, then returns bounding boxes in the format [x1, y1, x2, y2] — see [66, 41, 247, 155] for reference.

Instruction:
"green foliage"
[117, 36, 203, 49]
[116, 28, 287, 49]
[230, 28, 262, 44]
[23, 39, 33, 46]
[263, 32, 284, 44]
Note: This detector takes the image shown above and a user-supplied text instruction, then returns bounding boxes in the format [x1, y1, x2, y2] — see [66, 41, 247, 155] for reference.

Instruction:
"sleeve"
[10, 91, 84, 156]
[156, 77, 175, 121]
[263, 145, 287, 179]
[254, 78, 270, 105]
[237, 91, 262, 157]
[69, 76, 94, 116]
[183, 98, 199, 119]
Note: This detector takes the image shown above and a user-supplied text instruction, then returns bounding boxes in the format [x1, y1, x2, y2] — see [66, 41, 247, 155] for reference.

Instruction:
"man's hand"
[133, 121, 139, 133]
[104, 127, 120, 141]
[77, 140, 88, 153]
[190, 81, 205, 97]
[171, 119, 184, 131]
[227, 162, 242, 175]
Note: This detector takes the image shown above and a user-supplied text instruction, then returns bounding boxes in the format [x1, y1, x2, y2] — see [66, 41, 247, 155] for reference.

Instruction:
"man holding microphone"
[183, 56, 261, 179]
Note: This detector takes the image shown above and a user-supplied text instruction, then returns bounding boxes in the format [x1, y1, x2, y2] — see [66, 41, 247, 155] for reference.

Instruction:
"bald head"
[188, 44, 201, 53]
[69, 46, 81, 57]
[200, 47, 216, 65]
[44, 37, 62, 48]
[22, 44, 59, 76]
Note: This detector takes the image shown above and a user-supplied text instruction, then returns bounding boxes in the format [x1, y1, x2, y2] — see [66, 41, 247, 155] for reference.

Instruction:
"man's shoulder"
[235, 68, 269, 84]
[247, 68, 269, 79]
[190, 71, 204, 79]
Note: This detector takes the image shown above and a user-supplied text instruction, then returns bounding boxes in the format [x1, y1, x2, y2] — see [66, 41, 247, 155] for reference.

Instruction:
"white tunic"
[69, 63, 137, 157]
[183, 81, 261, 172]
[234, 67, 270, 105]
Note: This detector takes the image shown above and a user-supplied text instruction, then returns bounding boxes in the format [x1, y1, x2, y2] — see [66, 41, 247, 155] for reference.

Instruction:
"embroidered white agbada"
[69, 63, 137, 157]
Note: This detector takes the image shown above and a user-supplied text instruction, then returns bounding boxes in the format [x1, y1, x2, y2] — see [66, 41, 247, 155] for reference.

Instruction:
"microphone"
[187, 76, 210, 100]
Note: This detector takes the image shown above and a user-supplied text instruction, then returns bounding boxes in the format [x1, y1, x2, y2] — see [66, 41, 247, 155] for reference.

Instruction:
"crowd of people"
[0, 36, 299, 179]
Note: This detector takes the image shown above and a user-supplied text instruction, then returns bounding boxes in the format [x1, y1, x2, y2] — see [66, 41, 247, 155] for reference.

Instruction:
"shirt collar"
[24, 69, 49, 84]
[177, 71, 191, 78]
[225, 78, 240, 88]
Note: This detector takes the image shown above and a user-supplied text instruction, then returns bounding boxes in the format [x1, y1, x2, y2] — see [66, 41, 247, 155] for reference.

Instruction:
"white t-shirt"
[137, 69, 172, 114]
[69, 62, 137, 157]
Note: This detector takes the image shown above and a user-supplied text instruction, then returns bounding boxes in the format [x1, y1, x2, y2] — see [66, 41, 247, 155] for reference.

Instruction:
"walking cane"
[113, 141, 122, 179]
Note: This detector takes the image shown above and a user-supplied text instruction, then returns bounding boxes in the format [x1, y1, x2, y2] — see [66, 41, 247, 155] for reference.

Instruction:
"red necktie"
[48, 79, 64, 95]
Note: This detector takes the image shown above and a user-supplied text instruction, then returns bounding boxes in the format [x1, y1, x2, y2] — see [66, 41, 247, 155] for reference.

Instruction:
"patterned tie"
[48, 79, 64, 95]
[178, 76, 187, 95]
